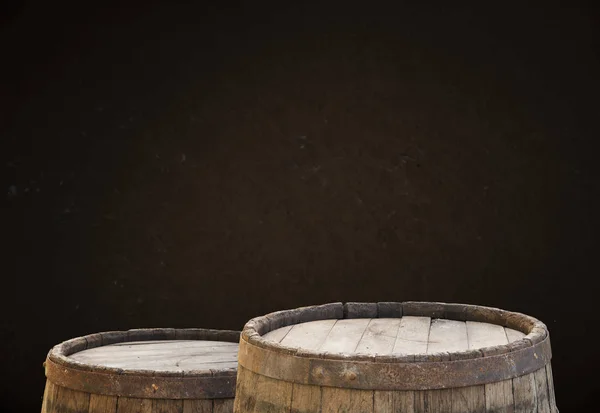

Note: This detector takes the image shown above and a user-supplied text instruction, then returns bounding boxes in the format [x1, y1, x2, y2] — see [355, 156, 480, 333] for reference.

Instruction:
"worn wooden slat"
[546, 364, 558, 413]
[291, 383, 322, 413]
[152, 399, 184, 413]
[534, 367, 552, 413]
[355, 318, 402, 355]
[451, 386, 485, 413]
[182, 400, 213, 413]
[374, 391, 393, 413]
[280, 319, 338, 351]
[485, 379, 514, 413]
[233, 365, 258, 413]
[213, 399, 233, 413]
[319, 318, 371, 354]
[54, 385, 90, 413]
[447, 318, 484, 413]
[321, 387, 373, 413]
[466, 321, 508, 350]
[513, 372, 537, 413]
[393, 391, 415, 413]
[116, 397, 152, 413]
[89, 394, 118, 413]
[466, 322, 514, 413]
[41, 380, 59, 413]
[415, 389, 452, 413]
[505, 328, 526, 343]
[71, 341, 238, 372]
[427, 319, 468, 353]
[252, 371, 293, 413]
[393, 316, 431, 355]
[262, 325, 293, 343]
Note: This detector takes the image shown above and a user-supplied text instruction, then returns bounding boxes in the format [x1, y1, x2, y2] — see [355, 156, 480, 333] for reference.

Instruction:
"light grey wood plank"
[70, 341, 238, 371]
[355, 318, 402, 355]
[392, 316, 431, 355]
[505, 327, 526, 343]
[448, 319, 485, 413]
[467, 323, 515, 413]
[534, 367, 551, 413]
[262, 325, 293, 343]
[513, 372, 537, 413]
[546, 364, 558, 413]
[452, 385, 485, 413]
[279, 319, 338, 351]
[319, 318, 371, 354]
[427, 319, 468, 353]
[466, 321, 508, 349]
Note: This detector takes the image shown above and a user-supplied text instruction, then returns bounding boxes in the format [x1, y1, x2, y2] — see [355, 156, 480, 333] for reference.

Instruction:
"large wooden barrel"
[42, 328, 240, 413]
[235, 302, 558, 413]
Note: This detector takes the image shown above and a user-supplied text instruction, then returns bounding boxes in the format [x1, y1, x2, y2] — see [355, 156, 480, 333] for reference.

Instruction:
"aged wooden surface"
[234, 301, 558, 413]
[264, 317, 529, 356]
[42, 329, 238, 413]
[70, 340, 238, 371]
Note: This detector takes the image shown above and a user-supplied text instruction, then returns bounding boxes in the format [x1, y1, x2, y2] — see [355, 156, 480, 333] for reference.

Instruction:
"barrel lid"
[45, 328, 240, 399]
[239, 302, 552, 390]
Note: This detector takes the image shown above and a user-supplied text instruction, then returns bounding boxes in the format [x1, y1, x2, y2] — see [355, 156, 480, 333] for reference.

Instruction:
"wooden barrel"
[42, 328, 240, 413]
[235, 302, 558, 413]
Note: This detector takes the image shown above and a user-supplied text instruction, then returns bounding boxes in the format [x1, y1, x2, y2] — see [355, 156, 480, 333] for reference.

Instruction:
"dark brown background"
[2, 1, 598, 411]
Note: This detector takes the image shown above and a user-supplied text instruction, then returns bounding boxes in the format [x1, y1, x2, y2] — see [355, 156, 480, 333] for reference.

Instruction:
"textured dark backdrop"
[2, 1, 598, 411]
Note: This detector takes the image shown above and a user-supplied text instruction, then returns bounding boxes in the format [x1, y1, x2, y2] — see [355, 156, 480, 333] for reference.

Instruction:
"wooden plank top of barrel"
[42, 328, 240, 413]
[235, 302, 558, 413]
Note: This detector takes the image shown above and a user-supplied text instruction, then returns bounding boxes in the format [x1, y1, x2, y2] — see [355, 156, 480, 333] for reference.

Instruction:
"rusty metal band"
[44, 357, 236, 399]
[237, 335, 552, 390]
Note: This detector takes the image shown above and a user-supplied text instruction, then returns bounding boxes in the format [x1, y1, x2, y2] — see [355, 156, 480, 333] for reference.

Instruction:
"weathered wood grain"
[534, 367, 551, 413]
[213, 399, 234, 413]
[393, 316, 431, 355]
[116, 397, 152, 413]
[546, 364, 558, 413]
[262, 325, 293, 343]
[451, 386, 485, 413]
[279, 319, 337, 351]
[319, 318, 371, 354]
[393, 390, 415, 413]
[70, 340, 238, 372]
[427, 319, 468, 353]
[513, 372, 537, 413]
[415, 389, 452, 413]
[41, 380, 59, 413]
[321, 387, 373, 413]
[252, 371, 293, 413]
[182, 400, 213, 413]
[505, 328, 526, 343]
[152, 399, 184, 413]
[291, 383, 322, 413]
[89, 394, 118, 413]
[54, 385, 90, 413]
[374, 391, 393, 413]
[355, 318, 401, 355]
[467, 321, 514, 413]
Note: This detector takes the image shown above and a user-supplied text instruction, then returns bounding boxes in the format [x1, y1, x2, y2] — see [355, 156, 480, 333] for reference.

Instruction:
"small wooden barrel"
[235, 302, 558, 413]
[42, 328, 240, 413]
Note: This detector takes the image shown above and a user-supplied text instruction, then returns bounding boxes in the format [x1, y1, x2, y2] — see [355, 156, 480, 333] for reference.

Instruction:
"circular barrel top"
[239, 302, 552, 390]
[44, 328, 240, 399]
[262, 317, 527, 356]
[70, 339, 238, 372]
